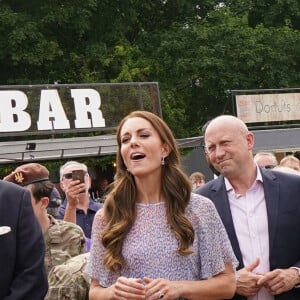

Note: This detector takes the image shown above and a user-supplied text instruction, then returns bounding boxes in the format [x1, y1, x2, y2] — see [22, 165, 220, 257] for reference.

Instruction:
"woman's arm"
[144, 262, 236, 300]
[179, 262, 236, 300]
[89, 280, 113, 300]
[89, 277, 146, 300]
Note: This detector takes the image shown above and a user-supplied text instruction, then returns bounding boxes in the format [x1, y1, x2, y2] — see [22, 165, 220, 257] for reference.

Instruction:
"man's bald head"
[205, 115, 249, 137]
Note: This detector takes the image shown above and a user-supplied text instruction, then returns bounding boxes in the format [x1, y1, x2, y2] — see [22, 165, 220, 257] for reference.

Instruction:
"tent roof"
[0, 135, 202, 164]
[1, 128, 300, 164]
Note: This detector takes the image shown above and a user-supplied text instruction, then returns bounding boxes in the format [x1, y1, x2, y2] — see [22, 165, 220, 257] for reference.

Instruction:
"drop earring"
[161, 157, 165, 165]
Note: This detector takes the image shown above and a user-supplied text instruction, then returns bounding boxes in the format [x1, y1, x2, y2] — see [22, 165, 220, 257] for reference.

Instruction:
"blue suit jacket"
[195, 168, 300, 300]
[0, 180, 48, 299]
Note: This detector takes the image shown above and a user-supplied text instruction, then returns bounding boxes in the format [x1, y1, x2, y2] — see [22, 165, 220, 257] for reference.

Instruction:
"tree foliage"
[0, 0, 299, 138]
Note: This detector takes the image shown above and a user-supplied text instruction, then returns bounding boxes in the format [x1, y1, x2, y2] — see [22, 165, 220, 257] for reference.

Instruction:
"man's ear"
[59, 181, 65, 192]
[41, 197, 50, 209]
[87, 175, 92, 189]
[247, 132, 255, 150]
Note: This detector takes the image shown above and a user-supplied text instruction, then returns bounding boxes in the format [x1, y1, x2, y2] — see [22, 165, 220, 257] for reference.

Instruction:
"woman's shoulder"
[186, 193, 218, 223]
[94, 207, 107, 225]
[188, 192, 215, 210]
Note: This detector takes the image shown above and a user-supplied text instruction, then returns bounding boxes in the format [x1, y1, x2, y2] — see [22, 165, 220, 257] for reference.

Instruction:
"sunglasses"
[263, 165, 275, 169]
[62, 171, 87, 179]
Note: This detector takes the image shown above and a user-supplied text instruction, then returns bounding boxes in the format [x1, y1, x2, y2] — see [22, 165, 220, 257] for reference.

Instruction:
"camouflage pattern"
[45, 252, 90, 300]
[44, 215, 86, 274]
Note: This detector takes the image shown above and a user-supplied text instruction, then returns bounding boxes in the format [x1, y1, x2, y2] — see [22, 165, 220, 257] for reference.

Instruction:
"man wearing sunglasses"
[58, 161, 102, 250]
[253, 151, 278, 170]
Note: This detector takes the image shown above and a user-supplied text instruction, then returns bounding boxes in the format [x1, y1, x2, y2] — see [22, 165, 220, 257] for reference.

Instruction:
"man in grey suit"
[0, 180, 48, 299]
[195, 115, 300, 300]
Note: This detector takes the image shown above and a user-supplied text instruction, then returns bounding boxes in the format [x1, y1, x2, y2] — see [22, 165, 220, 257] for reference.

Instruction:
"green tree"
[0, 1, 299, 139]
[247, 0, 300, 29]
[137, 7, 300, 135]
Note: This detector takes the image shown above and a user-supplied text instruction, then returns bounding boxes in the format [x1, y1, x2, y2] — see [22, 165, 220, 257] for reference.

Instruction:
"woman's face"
[120, 117, 169, 177]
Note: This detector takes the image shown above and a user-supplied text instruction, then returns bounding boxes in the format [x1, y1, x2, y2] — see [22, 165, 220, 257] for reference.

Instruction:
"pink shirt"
[225, 166, 274, 300]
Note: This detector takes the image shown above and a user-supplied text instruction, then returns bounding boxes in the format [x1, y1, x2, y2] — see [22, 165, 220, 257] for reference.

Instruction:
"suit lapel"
[209, 176, 244, 268]
[261, 169, 279, 256]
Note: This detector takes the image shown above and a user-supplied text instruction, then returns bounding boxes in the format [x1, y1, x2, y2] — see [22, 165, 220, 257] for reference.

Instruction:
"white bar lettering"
[71, 89, 105, 128]
[0, 91, 31, 132]
[37, 90, 70, 130]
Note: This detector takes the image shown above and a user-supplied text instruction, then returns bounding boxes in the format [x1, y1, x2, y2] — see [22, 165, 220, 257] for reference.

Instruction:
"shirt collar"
[224, 163, 263, 192]
[88, 200, 102, 212]
[62, 198, 102, 212]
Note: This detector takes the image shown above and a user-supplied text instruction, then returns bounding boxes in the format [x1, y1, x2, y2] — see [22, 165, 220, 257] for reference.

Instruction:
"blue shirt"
[58, 198, 102, 238]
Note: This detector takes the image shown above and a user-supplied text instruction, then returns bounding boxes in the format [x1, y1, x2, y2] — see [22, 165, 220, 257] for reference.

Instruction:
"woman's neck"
[136, 183, 164, 204]
[134, 172, 164, 204]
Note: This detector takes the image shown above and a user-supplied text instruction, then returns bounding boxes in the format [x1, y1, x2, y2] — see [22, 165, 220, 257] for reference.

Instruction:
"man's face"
[281, 160, 300, 171]
[255, 156, 277, 169]
[204, 120, 254, 178]
[60, 165, 91, 192]
[25, 185, 48, 221]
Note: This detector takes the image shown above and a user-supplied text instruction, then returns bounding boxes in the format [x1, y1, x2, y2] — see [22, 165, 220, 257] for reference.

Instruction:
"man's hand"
[63, 180, 85, 224]
[236, 258, 263, 296]
[65, 180, 85, 207]
[257, 268, 300, 295]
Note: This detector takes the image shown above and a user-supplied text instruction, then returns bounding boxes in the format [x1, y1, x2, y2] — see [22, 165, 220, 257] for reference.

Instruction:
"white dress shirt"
[225, 167, 274, 300]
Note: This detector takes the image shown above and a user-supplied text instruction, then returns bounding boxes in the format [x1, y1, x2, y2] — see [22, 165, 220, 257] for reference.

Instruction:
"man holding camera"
[59, 161, 102, 245]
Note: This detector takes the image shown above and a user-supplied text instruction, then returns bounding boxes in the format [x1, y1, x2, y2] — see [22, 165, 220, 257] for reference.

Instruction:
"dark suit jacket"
[195, 168, 300, 300]
[0, 180, 48, 299]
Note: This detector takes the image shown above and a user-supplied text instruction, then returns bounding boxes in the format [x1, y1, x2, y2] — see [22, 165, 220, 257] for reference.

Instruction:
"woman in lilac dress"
[86, 111, 238, 300]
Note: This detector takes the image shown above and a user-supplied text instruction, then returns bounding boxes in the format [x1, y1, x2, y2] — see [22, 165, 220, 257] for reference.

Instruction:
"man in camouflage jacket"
[4, 163, 87, 299]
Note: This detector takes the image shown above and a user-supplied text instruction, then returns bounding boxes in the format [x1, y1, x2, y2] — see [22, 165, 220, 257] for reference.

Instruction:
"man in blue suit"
[0, 180, 48, 299]
[195, 115, 300, 300]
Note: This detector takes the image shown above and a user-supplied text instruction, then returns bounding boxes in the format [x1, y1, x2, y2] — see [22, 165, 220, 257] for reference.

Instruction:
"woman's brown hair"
[102, 111, 194, 271]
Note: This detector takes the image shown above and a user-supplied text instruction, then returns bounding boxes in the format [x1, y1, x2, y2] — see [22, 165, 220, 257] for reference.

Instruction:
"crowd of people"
[1, 111, 300, 300]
